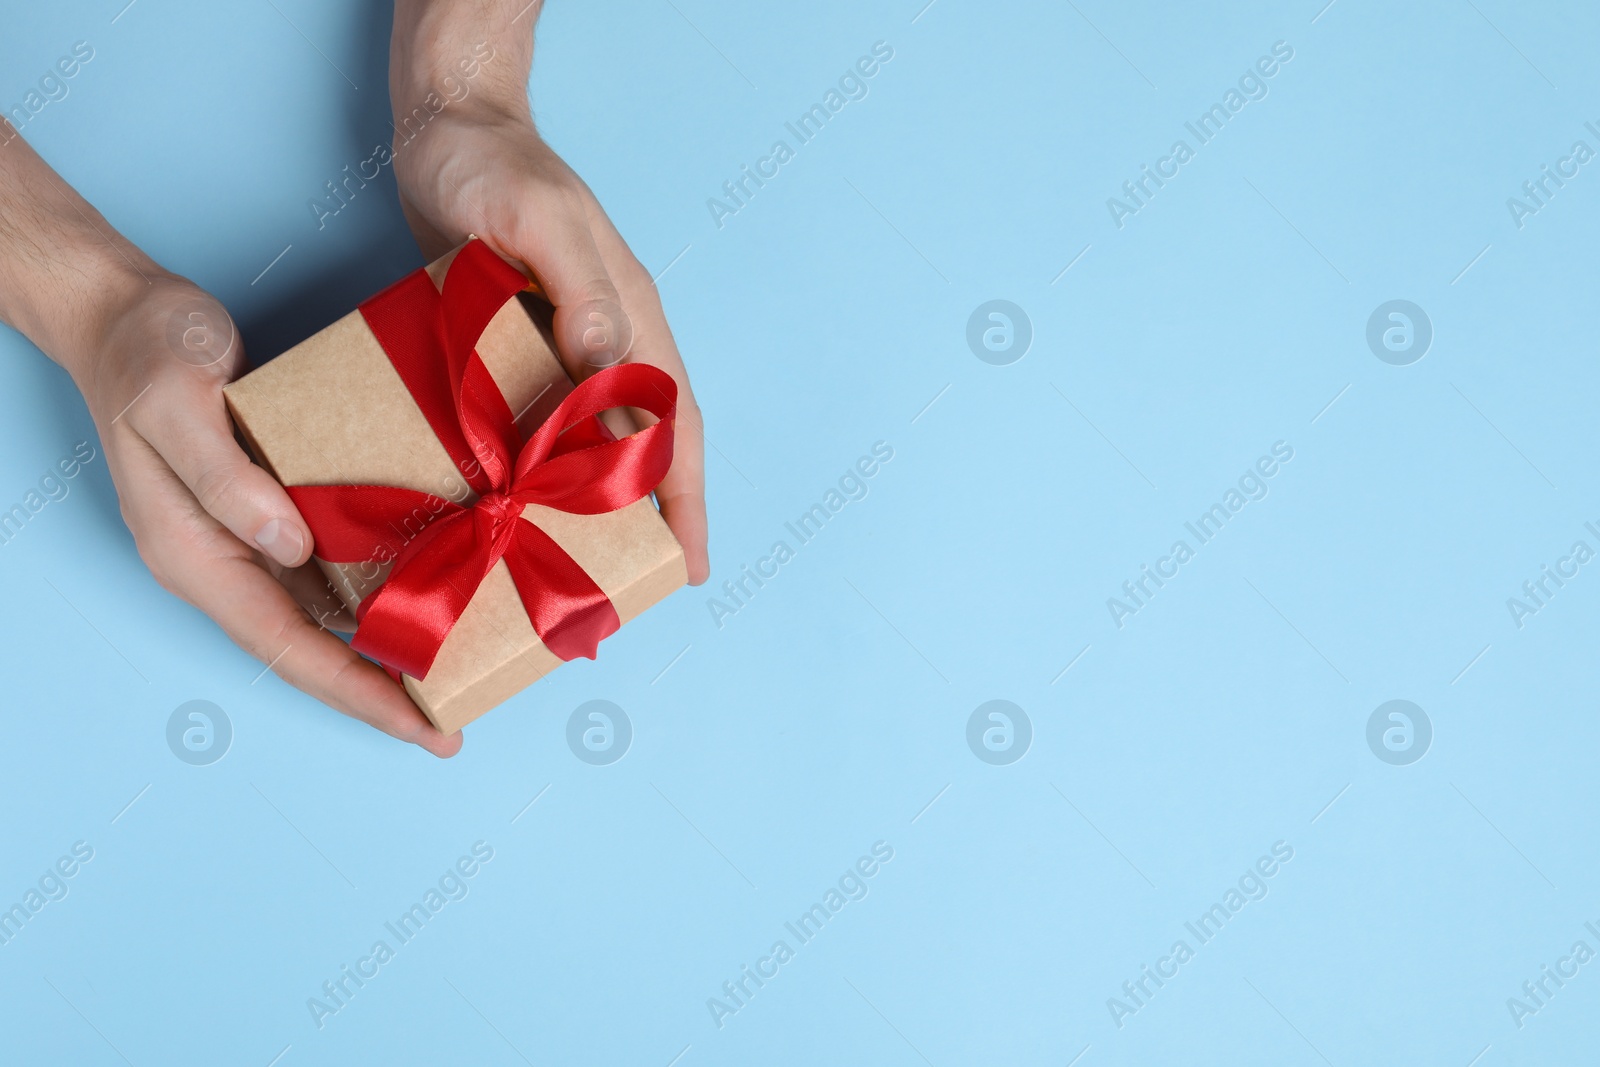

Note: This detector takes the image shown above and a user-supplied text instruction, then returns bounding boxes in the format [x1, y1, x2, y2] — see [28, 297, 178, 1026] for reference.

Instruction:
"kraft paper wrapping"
[222, 248, 687, 734]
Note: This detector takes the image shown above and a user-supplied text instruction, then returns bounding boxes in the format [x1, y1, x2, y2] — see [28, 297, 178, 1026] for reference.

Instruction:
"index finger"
[186, 551, 462, 757]
[652, 406, 709, 586]
[581, 201, 710, 584]
[494, 185, 630, 379]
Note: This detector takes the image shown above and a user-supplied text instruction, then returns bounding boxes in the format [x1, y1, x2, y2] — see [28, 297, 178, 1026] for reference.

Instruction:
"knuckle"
[147, 562, 182, 597]
[617, 258, 654, 295]
[268, 607, 304, 652]
[554, 180, 587, 216]
[584, 276, 623, 307]
[189, 461, 247, 519]
[255, 627, 304, 686]
[523, 171, 584, 218]
[134, 537, 183, 596]
[322, 652, 364, 695]
[152, 364, 226, 416]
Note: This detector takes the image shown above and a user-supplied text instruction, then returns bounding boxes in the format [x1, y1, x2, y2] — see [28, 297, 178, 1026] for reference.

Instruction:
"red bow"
[286, 240, 676, 680]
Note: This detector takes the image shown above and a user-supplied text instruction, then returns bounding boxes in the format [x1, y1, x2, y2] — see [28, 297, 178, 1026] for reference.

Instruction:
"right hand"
[76, 272, 463, 757]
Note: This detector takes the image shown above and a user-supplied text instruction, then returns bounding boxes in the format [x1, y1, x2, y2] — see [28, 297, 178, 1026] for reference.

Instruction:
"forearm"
[389, 0, 535, 122]
[0, 129, 158, 379]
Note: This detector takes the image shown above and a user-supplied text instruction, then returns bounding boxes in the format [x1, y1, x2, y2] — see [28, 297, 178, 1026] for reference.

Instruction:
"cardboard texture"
[223, 247, 687, 734]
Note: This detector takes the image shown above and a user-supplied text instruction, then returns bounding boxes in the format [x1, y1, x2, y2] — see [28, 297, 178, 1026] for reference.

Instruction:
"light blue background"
[1, 1, 1595, 1064]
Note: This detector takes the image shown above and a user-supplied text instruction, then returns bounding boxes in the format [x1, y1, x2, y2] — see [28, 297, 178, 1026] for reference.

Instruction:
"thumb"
[500, 199, 632, 379]
[133, 382, 314, 568]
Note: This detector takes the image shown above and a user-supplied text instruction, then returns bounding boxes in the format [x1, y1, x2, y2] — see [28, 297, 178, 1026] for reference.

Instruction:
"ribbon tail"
[287, 484, 464, 563]
[503, 520, 620, 661]
[351, 509, 496, 679]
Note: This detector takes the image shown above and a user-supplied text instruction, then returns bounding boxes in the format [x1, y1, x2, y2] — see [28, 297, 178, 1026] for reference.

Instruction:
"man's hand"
[389, 0, 710, 584]
[0, 133, 461, 758]
[83, 275, 465, 757]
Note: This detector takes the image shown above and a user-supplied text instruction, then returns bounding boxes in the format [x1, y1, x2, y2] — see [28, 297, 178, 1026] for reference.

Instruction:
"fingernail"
[254, 518, 306, 567]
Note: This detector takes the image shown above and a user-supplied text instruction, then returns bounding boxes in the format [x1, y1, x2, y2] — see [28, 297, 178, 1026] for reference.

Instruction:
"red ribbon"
[285, 239, 676, 680]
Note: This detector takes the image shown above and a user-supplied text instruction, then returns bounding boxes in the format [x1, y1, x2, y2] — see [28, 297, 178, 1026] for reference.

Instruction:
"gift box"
[223, 240, 686, 734]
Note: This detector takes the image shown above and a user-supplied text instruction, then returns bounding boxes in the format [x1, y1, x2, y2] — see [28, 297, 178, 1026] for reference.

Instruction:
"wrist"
[389, 1, 532, 132]
[5, 231, 164, 388]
